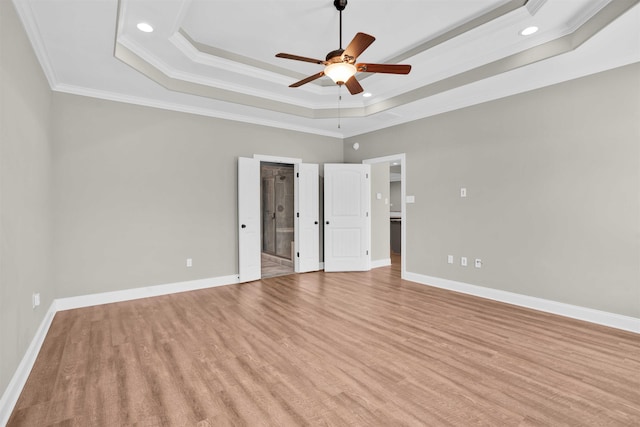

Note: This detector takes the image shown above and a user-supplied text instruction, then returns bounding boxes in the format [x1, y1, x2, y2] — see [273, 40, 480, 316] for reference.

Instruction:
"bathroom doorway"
[261, 162, 295, 278]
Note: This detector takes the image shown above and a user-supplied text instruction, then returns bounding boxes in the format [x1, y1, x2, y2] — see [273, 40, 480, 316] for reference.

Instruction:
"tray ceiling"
[13, 0, 640, 138]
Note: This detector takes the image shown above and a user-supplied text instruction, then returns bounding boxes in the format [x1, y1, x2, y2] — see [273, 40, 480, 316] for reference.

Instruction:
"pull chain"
[338, 86, 342, 129]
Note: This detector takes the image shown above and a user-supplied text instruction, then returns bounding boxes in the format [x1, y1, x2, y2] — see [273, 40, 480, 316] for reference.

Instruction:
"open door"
[238, 157, 260, 282]
[324, 163, 371, 272]
[294, 163, 320, 273]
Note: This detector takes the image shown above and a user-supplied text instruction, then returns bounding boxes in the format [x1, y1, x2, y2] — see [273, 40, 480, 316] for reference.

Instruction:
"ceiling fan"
[275, 0, 411, 95]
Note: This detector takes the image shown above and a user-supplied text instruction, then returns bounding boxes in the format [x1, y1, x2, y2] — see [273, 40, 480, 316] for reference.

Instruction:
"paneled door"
[294, 163, 320, 273]
[324, 163, 371, 272]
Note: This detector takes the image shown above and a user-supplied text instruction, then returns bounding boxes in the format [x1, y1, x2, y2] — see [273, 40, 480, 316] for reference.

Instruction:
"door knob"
[326, 221, 330, 225]
[314, 221, 319, 225]
[241, 224, 246, 228]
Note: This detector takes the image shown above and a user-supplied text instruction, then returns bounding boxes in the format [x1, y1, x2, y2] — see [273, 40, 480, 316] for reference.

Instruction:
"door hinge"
[366, 173, 369, 179]
[366, 250, 369, 255]
[297, 212, 299, 218]
[297, 252, 300, 258]
[296, 172, 299, 178]
[366, 211, 369, 217]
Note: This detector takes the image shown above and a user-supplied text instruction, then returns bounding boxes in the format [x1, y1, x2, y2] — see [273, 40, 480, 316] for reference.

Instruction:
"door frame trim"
[251, 154, 302, 278]
[363, 153, 406, 279]
[254, 154, 301, 164]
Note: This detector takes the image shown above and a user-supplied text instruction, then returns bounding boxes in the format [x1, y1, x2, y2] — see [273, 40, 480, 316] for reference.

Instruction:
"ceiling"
[13, 0, 640, 138]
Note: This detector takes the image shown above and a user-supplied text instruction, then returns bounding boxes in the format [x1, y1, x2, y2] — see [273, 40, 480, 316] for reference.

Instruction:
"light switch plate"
[406, 195, 415, 203]
[461, 257, 467, 266]
[460, 188, 467, 198]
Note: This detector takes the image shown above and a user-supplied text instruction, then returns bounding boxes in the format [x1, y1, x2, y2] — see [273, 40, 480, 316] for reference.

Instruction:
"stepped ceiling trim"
[114, 0, 637, 120]
[11, 0, 640, 137]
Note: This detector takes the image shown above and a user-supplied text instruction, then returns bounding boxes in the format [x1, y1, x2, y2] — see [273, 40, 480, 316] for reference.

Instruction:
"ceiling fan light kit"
[275, 0, 411, 95]
[324, 62, 357, 84]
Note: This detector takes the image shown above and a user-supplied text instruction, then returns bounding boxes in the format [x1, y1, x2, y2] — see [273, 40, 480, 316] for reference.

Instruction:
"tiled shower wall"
[261, 163, 294, 259]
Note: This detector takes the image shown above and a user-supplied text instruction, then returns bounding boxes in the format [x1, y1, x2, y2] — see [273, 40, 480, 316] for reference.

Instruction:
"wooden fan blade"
[290, 71, 325, 88]
[356, 63, 411, 74]
[344, 76, 363, 95]
[276, 53, 325, 65]
[343, 32, 375, 61]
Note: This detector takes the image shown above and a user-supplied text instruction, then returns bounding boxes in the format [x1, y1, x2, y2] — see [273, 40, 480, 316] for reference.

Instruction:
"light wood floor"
[8, 258, 640, 426]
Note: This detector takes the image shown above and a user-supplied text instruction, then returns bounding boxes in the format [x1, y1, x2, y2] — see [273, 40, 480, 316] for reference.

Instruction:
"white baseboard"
[404, 272, 640, 334]
[371, 258, 392, 269]
[55, 275, 240, 311]
[0, 302, 57, 427]
[0, 274, 241, 424]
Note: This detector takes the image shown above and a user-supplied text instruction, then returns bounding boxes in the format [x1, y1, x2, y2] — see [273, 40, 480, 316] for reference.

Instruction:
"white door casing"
[238, 157, 261, 282]
[294, 163, 320, 273]
[324, 163, 371, 272]
[364, 153, 407, 279]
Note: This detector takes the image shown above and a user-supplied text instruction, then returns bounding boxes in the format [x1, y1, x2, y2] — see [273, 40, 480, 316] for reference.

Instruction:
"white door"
[324, 163, 371, 272]
[294, 163, 320, 273]
[238, 157, 261, 282]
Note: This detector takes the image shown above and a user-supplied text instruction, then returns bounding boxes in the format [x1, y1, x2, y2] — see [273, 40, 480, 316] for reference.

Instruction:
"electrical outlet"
[475, 259, 482, 268]
[461, 257, 467, 267]
[460, 187, 467, 198]
[447, 255, 454, 264]
[186, 258, 193, 267]
[32, 293, 40, 309]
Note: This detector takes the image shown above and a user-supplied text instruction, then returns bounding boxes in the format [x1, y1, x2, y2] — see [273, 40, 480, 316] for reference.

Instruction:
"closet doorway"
[363, 153, 407, 279]
[260, 162, 294, 278]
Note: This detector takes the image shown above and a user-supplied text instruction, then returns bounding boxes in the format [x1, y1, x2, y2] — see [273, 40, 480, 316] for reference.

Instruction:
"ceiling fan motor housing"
[326, 49, 345, 62]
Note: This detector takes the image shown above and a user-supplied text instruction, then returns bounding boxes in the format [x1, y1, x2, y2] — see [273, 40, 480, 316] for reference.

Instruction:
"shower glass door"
[261, 164, 294, 259]
[262, 177, 276, 254]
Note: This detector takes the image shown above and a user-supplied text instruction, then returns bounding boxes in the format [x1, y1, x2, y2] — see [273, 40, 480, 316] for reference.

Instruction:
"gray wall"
[370, 162, 390, 262]
[0, 1, 53, 397]
[345, 63, 640, 318]
[390, 181, 401, 212]
[52, 93, 343, 298]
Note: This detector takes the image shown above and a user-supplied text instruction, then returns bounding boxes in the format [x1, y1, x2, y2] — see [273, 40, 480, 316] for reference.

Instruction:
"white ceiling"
[13, 0, 640, 138]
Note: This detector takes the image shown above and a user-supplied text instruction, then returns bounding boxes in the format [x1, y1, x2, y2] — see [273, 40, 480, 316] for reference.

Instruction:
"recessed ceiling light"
[362, 92, 372, 98]
[137, 22, 154, 33]
[520, 26, 539, 36]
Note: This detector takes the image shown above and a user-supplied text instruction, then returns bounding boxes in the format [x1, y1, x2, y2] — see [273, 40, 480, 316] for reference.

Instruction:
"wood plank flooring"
[8, 258, 640, 426]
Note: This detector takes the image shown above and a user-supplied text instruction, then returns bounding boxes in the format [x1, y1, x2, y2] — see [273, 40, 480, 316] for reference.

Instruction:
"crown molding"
[525, 0, 548, 16]
[13, 0, 638, 138]
[113, 0, 638, 126]
[11, 0, 58, 88]
[52, 83, 344, 138]
[382, 0, 527, 65]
